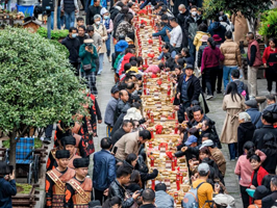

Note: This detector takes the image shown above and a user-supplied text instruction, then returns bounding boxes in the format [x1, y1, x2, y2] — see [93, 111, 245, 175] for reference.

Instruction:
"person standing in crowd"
[0, 162, 16, 208]
[79, 39, 99, 95]
[176, 65, 201, 122]
[177, 4, 189, 47]
[105, 85, 120, 136]
[111, 120, 133, 144]
[213, 34, 224, 94]
[113, 130, 151, 161]
[108, 165, 140, 207]
[102, 9, 114, 62]
[193, 23, 210, 56]
[221, 82, 245, 161]
[93, 14, 108, 75]
[65, 158, 93, 208]
[246, 32, 262, 98]
[62, 27, 80, 76]
[208, 17, 226, 43]
[235, 141, 267, 208]
[93, 137, 116, 204]
[237, 112, 256, 157]
[166, 17, 183, 52]
[220, 31, 242, 90]
[60, 0, 78, 29]
[45, 150, 75, 208]
[184, 6, 203, 58]
[155, 183, 174, 208]
[245, 99, 263, 128]
[62, 135, 81, 169]
[87, 0, 102, 25]
[262, 38, 277, 95]
[226, 69, 249, 100]
[77, 25, 88, 45]
[201, 37, 224, 100]
[197, 34, 209, 91]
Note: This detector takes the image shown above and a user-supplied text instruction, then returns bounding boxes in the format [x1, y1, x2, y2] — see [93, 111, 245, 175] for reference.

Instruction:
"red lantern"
[151, 113, 154, 123]
[149, 141, 153, 148]
[171, 159, 175, 171]
[150, 129, 154, 139]
[151, 179, 155, 190]
[176, 177, 180, 190]
[172, 111, 176, 119]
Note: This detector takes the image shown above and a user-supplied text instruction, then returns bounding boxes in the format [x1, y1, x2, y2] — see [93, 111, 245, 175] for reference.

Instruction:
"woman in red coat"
[262, 38, 277, 94]
[249, 154, 268, 190]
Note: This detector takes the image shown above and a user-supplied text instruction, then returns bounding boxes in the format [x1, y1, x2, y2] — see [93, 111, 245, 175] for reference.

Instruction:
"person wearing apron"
[262, 38, 277, 94]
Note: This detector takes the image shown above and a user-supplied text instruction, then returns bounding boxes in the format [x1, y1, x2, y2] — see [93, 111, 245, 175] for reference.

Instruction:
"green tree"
[203, 0, 272, 35]
[0, 27, 86, 168]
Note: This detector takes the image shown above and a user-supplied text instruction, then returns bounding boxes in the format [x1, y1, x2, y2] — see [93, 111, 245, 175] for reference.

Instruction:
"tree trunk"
[53, 0, 58, 30]
[8, 128, 18, 170]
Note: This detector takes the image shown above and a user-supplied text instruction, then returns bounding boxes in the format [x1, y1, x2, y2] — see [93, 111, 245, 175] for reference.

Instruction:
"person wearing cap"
[62, 135, 82, 169]
[192, 163, 220, 208]
[200, 139, 226, 177]
[79, 38, 99, 95]
[65, 158, 93, 208]
[174, 135, 199, 165]
[104, 85, 120, 136]
[220, 30, 242, 90]
[245, 99, 263, 129]
[176, 64, 201, 122]
[93, 137, 116, 204]
[45, 150, 75, 208]
[237, 112, 256, 156]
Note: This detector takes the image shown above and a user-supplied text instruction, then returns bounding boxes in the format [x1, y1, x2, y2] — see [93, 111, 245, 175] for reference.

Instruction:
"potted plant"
[259, 9, 277, 42]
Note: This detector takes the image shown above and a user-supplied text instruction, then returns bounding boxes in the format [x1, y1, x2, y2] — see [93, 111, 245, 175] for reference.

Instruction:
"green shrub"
[259, 9, 277, 39]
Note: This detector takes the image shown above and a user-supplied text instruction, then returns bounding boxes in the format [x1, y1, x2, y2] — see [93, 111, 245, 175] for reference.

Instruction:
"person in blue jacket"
[0, 162, 17, 208]
[93, 137, 116, 204]
[152, 15, 172, 43]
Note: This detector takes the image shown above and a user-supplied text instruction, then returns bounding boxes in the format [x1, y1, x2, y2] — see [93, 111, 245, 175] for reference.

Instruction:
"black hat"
[55, 150, 70, 159]
[88, 200, 101, 208]
[185, 65, 194, 70]
[111, 85, 119, 94]
[73, 158, 90, 168]
[62, 135, 76, 146]
[253, 185, 270, 200]
[245, 99, 258, 108]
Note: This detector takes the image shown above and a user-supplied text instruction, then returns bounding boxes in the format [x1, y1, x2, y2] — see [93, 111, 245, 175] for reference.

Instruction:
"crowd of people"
[1, 0, 277, 207]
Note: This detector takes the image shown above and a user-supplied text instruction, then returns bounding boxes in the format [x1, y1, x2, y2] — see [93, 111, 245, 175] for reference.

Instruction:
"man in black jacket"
[176, 65, 201, 122]
[252, 110, 277, 150]
[62, 27, 80, 75]
[86, 0, 102, 25]
[177, 4, 190, 47]
[140, 189, 157, 208]
[108, 165, 140, 208]
[111, 120, 133, 144]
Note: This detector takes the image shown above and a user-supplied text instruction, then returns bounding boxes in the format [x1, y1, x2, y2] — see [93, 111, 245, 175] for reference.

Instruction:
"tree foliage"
[0, 27, 86, 165]
[259, 9, 277, 39]
[203, 0, 272, 33]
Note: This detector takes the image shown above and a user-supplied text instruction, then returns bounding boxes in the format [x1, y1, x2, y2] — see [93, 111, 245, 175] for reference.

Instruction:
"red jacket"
[118, 53, 135, 76]
[262, 46, 277, 65]
[250, 166, 268, 187]
[201, 46, 224, 72]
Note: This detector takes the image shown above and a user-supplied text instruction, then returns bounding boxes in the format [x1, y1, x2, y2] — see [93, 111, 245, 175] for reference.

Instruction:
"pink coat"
[144, 65, 160, 74]
[234, 150, 266, 187]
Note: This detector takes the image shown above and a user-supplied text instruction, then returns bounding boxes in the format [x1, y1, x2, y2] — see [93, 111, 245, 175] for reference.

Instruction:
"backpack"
[237, 81, 246, 98]
[182, 182, 206, 208]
